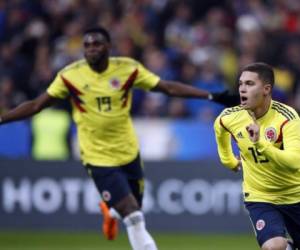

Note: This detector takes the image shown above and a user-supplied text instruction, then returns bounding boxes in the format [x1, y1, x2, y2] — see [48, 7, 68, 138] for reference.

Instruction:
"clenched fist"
[246, 111, 260, 143]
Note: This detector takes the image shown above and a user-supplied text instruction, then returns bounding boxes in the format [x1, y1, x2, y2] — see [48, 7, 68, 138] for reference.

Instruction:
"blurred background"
[1, 0, 300, 160]
[1, 0, 300, 249]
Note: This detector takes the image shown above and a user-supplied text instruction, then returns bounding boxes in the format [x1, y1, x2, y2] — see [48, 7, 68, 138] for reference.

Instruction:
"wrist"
[254, 139, 270, 152]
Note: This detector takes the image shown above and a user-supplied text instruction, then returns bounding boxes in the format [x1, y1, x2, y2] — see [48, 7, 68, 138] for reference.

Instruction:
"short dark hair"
[242, 62, 274, 87]
[84, 26, 111, 43]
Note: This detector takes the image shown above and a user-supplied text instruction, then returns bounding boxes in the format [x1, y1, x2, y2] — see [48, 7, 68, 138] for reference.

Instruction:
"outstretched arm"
[151, 80, 211, 99]
[152, 80, 240, 107]
[0, 92, 58, 125]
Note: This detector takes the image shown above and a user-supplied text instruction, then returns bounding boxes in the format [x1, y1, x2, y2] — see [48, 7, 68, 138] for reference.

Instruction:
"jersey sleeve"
[47, 73, 69, 99]
[133, 62, 160, 90]
[214, 115, 240, 170]
[255, 119, 300, 171]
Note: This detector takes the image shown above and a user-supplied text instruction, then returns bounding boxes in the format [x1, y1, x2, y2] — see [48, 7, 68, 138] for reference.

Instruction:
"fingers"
[232, 160, 242, 172]
[246, 126, 254, 137]
[246, 111, 259, 141]
[246, 123, 260, 142]
[231, 155, 242, 172]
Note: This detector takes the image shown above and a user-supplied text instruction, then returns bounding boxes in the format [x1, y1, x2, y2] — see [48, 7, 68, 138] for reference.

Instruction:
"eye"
[93, 41, 102, 46]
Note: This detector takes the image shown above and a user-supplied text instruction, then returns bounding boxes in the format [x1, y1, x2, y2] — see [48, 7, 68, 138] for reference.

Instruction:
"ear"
[263, 84, 272, 96]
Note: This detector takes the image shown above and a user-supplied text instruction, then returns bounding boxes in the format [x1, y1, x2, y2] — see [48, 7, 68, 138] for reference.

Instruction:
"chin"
[241, 104, 251, 110]
[240, 102, 247, 108]
[88, 57, 100, 64]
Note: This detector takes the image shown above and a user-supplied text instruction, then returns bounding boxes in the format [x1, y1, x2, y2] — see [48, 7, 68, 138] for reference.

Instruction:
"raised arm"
[253, 120, 300, 172]
[0, 92, 58, 125]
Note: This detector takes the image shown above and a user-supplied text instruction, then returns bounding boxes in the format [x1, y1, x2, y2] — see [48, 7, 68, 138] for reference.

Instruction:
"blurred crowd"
[1, 0, 300, 121]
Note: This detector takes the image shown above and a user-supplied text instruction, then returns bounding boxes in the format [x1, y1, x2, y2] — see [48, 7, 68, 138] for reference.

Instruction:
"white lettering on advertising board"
[1, 178, 243, 215]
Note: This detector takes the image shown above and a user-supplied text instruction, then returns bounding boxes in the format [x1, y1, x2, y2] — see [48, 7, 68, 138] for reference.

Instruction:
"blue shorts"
[86, 154, 144, 208]
[245, 202, 300, 248]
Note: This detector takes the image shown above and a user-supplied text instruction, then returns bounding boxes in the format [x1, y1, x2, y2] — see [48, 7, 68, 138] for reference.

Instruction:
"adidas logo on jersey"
[236, 132, 244, 139]
[83, 84, 90, 91]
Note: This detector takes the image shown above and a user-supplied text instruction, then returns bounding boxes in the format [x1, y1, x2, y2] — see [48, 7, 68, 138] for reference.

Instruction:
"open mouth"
[240, 96, 248, 104]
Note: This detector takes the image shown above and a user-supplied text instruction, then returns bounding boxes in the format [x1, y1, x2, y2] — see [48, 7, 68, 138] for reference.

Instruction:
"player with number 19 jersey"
[214, 101, 300, 204]
[47, 57, 160, 167]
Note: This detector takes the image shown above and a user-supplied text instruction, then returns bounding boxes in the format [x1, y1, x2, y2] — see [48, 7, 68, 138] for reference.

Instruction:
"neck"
[89, 58, 109, 73]
[252, 96, 272, 119]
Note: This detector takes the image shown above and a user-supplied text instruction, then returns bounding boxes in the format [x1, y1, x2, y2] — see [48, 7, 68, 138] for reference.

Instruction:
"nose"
[86, 47, 99, 54]
[239, 83, 246, 93]
[85, 43, 100, 52]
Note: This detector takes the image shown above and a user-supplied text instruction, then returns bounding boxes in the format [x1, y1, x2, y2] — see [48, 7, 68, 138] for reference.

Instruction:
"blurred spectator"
[0, 75, 26, 113]
[31, 107, 71, 160]
[164, 1, 194, 65]
[185, 58, 226, 121]
[52, 17, 85, 71]
[29, 43, 54, 97]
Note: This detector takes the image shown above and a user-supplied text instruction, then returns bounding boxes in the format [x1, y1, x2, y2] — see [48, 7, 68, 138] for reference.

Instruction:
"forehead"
[83, 33, 107, 43]
[239, 71, 260, 82]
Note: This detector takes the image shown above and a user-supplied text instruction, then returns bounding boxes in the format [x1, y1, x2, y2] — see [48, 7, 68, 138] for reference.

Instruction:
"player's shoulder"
[219, 105, 245, 118]
[215, 105, 245, 128]
[58, 59, 87, 74]
[271, 100, 299, 120]
[109, 56, 139, 67]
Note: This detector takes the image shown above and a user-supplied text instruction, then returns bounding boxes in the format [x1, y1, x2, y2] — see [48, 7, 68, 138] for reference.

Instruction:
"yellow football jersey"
[214, 100, 300, 204]
[47, 57, 160, 166]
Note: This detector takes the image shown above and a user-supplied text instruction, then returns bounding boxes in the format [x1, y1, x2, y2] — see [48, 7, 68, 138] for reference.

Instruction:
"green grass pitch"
[0, 231, 258, 250]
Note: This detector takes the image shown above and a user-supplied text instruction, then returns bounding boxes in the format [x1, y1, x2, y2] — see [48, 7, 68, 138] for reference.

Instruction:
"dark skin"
[0, 32, 213, 218]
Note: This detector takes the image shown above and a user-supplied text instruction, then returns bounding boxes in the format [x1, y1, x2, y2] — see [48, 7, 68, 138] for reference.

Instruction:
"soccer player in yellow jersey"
[0, 26, 224, 250]
[214, 62, 300, 250]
